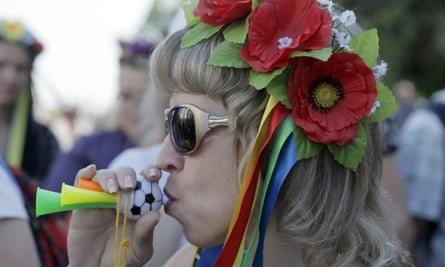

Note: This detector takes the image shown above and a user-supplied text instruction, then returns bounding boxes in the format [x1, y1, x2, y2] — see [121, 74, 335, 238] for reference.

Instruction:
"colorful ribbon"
[245, 116, 297, 266]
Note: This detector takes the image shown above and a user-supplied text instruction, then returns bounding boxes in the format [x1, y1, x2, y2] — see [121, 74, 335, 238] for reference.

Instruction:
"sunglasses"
[164, 104, 230, 155]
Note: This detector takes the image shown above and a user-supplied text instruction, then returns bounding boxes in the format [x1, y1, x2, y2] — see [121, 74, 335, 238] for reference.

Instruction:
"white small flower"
[373, 61, 388, 80]
[332, 29, 352, 51]
[318, 0, 334, 8]
[277, 36, 293, 49]
[339, 10, 356, 26]
[318, 0, 335, 13]
[368, 101, 381, 116]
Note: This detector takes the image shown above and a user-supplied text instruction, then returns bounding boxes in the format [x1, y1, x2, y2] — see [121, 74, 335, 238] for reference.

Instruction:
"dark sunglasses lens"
[169, 107, 196, 154]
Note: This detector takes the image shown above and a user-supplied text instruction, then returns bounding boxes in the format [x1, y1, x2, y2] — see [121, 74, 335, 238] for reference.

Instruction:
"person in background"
[393, 80, 417, 129]
[0, 19, 67, 267]
[108, 77, 183, 267]
[0, 19, 59, 181]
[379, 81, 418, 245]
[67, 0, 413, 266]
[0, 156, 40, 266]
[43, 38, 156, 192]
[107, 10, 187, 267]
[396, 88, 445, 267]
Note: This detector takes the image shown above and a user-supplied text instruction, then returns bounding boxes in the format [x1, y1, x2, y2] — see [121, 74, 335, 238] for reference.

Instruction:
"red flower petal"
[194, 0, 252, 26]
[289, 53, 377, 145]
[240, 0, 332, 72]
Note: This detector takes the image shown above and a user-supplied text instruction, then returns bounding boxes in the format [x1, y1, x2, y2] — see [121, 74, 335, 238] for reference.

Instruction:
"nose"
[157, 136, 184, 173]
[0, 65, 22, 86]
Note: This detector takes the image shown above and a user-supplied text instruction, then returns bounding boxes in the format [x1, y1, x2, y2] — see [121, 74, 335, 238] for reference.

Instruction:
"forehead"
[119, 65, 149, 92]
[0, 42, 30, 65]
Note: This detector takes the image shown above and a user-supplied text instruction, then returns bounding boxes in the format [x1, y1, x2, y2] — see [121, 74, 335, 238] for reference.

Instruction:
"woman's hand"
[67, 164, 163, 267]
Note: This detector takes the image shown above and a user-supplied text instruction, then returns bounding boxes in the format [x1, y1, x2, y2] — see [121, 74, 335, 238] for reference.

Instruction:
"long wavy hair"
[150, 29, 412, 266]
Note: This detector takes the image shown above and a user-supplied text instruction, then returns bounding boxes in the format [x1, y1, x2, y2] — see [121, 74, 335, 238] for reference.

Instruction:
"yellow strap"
[114, 193, 122, 266]
[7, 88, 29, 167]
[114, 192, 131, 267]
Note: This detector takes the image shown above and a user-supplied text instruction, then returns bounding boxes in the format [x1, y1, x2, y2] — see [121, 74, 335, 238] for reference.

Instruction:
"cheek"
[180, 137, 239, 246]
[119, 103, 139, 125]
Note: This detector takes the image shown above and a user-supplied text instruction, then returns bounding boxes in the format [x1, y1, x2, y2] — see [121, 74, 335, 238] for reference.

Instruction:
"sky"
[0, 0, 155, 115]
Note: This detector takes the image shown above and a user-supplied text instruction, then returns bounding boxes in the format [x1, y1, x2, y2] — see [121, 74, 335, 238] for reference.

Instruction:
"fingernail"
[148, 168, 160, 177]
[86, 164, 96, 171]
[107, 179, 117, 193]
[124, 176, 134, 189]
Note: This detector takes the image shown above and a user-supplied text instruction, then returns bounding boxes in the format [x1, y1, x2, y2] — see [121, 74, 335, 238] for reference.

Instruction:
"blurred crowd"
[0, 7, 444, 267]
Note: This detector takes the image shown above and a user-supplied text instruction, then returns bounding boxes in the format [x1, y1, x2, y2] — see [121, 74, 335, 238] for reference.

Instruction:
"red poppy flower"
[194, 0, 252, 27]
[240, 0, 332, 72]
[34, 42, 44, 54]
[289, 52, 377, 145]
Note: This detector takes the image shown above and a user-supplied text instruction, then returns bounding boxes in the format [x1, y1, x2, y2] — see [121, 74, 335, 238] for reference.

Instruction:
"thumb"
[129, 211, 161, 265]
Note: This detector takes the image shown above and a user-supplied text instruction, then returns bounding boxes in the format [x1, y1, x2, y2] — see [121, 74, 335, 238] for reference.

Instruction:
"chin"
[182, 227, 226, 248]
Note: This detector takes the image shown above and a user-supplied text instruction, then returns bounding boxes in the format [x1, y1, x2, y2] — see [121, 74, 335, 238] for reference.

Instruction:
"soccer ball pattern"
[120, 175, 163, 220]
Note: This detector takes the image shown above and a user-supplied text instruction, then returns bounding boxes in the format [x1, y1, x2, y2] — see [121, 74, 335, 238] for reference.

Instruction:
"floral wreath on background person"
[0, 20, 44, 59]
[179, 0, 397, 266]
[119, 39, 157, 68]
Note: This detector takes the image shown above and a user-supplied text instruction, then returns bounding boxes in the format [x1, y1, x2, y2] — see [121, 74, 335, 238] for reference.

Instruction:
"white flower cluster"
[317, 0, 357, 51]
[318, 0, 388, 81]
[373, 61, 388, 80]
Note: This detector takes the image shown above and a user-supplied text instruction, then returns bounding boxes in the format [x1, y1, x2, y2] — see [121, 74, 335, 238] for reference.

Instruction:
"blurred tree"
[143, 0, 183, 38]
[338, 0, 445, 97]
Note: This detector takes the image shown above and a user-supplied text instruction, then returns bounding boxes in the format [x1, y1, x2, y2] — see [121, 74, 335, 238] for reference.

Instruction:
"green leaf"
[183, 0, 200, 27]
[223, 18, 249, 44]
[265, 69, 292, 108]
[349, 29, 379, 68]
[181, 23, 223, 49]
[208, 41, 250, 68]
[290, 47, 332, 61]
[363, 81, 398, 123]
[252, 0, 261, 9]
[249, 68, 286, 90]
[292, 125, 323, 160]
[328, 124, 367, 170]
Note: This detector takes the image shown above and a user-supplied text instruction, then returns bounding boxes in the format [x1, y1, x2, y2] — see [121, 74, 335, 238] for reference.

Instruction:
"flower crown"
[119, 39, 156, 68]
[181, 0, 397, 169]
[0, 20, 43, 57]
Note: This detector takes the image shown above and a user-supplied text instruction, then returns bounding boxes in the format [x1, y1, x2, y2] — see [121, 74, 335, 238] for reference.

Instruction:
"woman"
[67, 0, 413, 266]
[0, 19, 67, 267]
[0, 19, 59, 180]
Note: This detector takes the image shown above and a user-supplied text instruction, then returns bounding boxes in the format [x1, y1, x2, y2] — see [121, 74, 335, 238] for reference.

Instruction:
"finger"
[74, 164, 97, 186]
[114, 167, 137, 191]
[141, 165, 162, 183]
[129, 211, 161, 266]
[94, 169, 119, 193]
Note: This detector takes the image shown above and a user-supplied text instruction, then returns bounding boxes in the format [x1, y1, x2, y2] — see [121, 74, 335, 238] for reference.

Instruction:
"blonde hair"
[150, 29, 412, 266]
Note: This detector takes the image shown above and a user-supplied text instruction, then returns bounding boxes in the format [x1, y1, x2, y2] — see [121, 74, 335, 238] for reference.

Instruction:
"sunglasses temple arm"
[208, 116, 229, 128]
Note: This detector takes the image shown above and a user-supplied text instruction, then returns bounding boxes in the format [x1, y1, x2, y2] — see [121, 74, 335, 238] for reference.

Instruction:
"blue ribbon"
[253, 135, 297, 266]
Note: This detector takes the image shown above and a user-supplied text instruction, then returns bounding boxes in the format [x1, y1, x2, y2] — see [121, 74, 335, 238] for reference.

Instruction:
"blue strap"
[252, 135, 297, 266]
[195, 244, 223, 267]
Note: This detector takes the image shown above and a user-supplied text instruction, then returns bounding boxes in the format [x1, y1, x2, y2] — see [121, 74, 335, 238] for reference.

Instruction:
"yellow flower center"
[310, 78, 344, 113]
